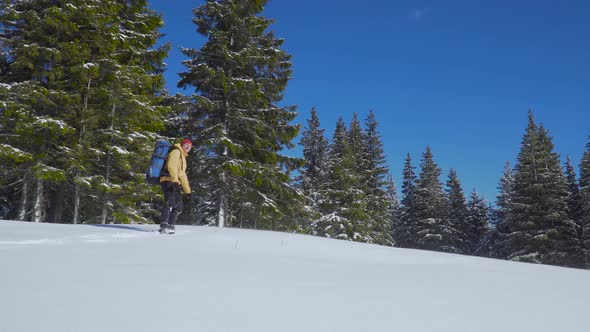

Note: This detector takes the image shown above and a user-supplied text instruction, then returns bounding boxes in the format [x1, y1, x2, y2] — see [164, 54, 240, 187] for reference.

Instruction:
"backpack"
[146, 139, 172, 185]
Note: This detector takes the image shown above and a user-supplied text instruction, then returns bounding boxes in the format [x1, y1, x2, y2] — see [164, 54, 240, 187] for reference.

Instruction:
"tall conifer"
[466, 190, 491, 255]
[414, 146, 457, 253]
[495, 162, 514, 229]
[579, 137, 590, 267]
[501, 112, 577, 266]
[362, 111, 393, 245]
[445, 169, 468, 253]
[295, 107, 329, 232]
[0, 0, 168, 223]
[395, 153, 418, 248]
[314, 117, 369, 242]
[299, 107, 328, 210]
[178, 0, 302, 229]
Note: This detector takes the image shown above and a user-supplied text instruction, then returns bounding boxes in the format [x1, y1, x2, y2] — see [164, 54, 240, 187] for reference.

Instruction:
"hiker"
[159, 138, 192, 233]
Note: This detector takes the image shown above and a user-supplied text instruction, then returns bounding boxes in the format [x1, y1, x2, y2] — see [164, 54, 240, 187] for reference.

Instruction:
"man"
[159, 138, 192, 234]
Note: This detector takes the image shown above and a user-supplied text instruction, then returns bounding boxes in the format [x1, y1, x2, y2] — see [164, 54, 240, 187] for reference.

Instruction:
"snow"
[34, 116, 69, 130]
[0, 144, 27, 156]
[233, 77, 254, 82]
[1, 220, 589, 332]
[111, 145, 129, 155]
[0, 82, 13, 90]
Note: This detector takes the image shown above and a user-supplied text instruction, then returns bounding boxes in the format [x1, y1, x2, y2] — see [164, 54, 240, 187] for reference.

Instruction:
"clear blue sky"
[148, 0, 590, 202]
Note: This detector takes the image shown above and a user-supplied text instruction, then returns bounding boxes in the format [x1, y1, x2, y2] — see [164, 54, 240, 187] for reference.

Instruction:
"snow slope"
[1, 220, 589, 332]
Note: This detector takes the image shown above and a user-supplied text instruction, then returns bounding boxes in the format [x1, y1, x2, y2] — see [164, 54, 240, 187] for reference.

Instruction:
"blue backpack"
[146, 139, 172, 185]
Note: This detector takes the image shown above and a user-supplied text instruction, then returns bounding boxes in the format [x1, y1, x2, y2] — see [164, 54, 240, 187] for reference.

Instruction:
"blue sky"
[148, 0, 590, 202]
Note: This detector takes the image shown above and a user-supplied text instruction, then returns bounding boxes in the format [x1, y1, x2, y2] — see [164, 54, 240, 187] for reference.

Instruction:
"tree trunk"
[73, 76, 91, 224]
[218, 144, 228, 228]
[18, 173, 28, 221]
[33, 178, 44, 222]
[101, 103, 116, 224]
[73, 181, 81, 224]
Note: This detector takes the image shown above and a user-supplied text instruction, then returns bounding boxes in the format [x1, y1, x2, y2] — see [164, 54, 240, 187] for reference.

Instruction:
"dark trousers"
[160, 181, 183, 227]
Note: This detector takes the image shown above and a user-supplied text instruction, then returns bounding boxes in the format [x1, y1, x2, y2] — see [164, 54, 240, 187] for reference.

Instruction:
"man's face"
[182, 143, 192, 153]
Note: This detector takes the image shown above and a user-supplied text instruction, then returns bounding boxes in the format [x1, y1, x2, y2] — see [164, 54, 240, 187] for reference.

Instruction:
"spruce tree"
[564, 156, 585, 266]
[178, 0, 302, 230]
[385, 173, 400, 244]
[491, 161, 514, 258]
[495, 162, 514, 229]
[579, 137, 590, 267]
[466, 190, 491, 256]
[565, 156, 583, 226]
[394, 153, 418, 248]
[348, 112, 366, 176]
[501, 112, 578, 267]
[445, 169, 468, 253]
[88, 0, 169, 224]
[0, 0, 168, 223]
[314, 117, 369, 242]
[414, 146, 457, 253]
[299, 107, 329, 211]
[362, 111, 393, 246]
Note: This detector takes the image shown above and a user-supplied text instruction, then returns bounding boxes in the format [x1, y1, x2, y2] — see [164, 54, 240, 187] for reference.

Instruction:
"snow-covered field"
[1, 220, 589, 332]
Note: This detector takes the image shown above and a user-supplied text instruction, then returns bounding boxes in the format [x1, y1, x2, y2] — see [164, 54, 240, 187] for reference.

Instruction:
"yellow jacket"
[160, 143, 191, 194]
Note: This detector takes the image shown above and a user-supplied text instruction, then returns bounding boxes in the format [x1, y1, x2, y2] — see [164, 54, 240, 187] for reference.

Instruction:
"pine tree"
[495, 161, 514, 229]
[178, 0, 303, 230]
[564, 156, 585, 266]
[445, 169, 468, 253]
[362, 111, 393, 246]
[414, 146, 457, 253]
[0, 0, 88, 222]
[88, 0, 170, 224]
[314, 117, 369, 242]
[299, 107, 329, 211]
[0, 0, 168, 223]
[579, 137, 590, 267]
[500, 112, 578, 267]
[348, 112, 366, 176]
[466, 190, 491, 256]
[490, 161, 514, 258]
[394, 153, 418, 248]
[385, 173, 400, 244]
[565, 156, 583, 225]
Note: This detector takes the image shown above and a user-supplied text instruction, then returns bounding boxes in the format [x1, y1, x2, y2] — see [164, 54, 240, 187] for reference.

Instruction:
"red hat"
[181, 138, 193, 147]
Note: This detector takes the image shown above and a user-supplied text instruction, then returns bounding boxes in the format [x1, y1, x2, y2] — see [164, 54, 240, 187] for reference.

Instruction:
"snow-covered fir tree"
[313, 117, 370, 242]
[90, 0, 170, 225]
[385, 173, 400, 242]
[394, 153, 418, 248]
[299, 107, 329, 213]
[445, 169, 469, 253]
[495, 161, 514, 229]
[564, 156, 583, 227]
[579, 137, 590, 267]
[414, 146, 458, 253]
[564, 156, 585, 266]
[466, 190, 491, 256]
[500, 112, 578, 267]
[489, 161, 515, 258]
[0, 0, 168, 224]
[362, 111, 394, 246]
[178, 0, 303, 229]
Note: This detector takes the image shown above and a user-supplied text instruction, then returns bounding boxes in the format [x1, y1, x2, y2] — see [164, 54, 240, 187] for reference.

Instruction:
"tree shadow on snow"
[87, 224, 155, 233]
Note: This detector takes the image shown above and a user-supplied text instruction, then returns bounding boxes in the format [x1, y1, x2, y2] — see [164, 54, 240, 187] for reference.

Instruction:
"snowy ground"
[1, 220, 589, 332]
